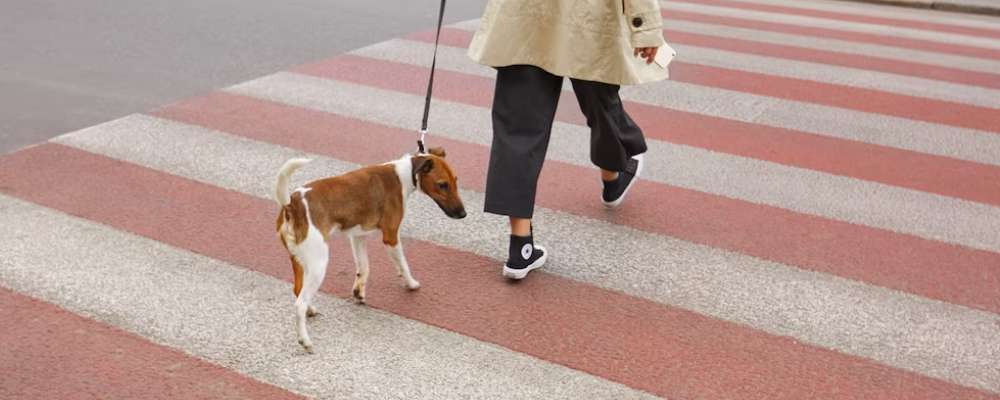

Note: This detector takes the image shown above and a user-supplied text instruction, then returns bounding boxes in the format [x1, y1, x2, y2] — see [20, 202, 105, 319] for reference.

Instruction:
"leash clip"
[417, 129, 428, 154]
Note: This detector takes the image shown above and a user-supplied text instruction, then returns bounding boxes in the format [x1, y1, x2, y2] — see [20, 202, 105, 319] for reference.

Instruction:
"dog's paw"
[298, 339, 314, 354]
[306, 306, 319, 318]
[406, 280, 421, 290]
[352, 287, 367, 304]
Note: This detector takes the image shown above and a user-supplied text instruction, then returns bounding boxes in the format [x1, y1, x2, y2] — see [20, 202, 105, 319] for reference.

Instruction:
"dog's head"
[412, 147, 466, 219]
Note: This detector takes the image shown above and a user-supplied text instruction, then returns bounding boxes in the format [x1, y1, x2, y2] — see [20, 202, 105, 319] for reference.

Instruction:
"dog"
[274, 147, 466, 352]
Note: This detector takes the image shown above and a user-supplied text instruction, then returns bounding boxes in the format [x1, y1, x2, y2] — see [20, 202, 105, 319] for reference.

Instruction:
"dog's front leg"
[348, 235, 370, 304]
[385, 240, 421, 290]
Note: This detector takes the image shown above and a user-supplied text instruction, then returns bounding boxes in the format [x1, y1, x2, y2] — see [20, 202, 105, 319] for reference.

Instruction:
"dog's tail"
[275, 158, 312, 206]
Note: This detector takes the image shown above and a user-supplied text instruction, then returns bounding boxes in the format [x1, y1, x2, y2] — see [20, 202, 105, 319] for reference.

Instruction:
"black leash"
[417, 0, 446, 154]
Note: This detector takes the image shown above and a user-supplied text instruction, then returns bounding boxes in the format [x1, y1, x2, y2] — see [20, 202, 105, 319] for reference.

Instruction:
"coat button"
[632, 17, 643, 28]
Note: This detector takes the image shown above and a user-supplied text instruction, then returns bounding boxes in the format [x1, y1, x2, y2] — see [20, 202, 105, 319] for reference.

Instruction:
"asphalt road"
[0, 0, 487, 155]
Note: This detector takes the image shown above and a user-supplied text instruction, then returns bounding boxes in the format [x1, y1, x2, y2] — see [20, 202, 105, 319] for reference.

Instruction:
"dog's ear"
[420, 158, 434, 173]
[412, 156, 434, 174]
[428, 147, 446, 158]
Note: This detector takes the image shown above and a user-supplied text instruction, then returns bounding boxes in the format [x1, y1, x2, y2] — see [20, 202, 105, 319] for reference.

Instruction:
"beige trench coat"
[467, 0, 673, 86]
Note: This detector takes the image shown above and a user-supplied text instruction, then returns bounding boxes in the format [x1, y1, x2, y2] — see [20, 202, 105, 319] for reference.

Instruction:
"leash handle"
[418, 0, 446, 153]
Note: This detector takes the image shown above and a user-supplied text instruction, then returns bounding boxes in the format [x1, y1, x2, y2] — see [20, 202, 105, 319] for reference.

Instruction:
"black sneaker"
[602, 154, 644, 208]
[502, 234, 547, 280]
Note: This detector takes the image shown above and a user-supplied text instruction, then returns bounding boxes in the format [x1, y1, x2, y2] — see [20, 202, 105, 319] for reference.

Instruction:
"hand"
[634, 46, 658, 64]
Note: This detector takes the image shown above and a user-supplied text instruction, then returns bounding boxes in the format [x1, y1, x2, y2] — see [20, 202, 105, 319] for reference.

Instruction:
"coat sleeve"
[623, 0, 665, 49]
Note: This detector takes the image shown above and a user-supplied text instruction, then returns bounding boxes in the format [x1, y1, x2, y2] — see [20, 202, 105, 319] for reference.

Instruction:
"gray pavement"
[0, 0, 487, 155]
[843, 0, 1000, 15]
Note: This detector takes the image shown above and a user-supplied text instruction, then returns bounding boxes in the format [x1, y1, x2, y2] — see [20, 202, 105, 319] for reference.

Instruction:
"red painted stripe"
[674, 0, 1000, 40]
[414, 28, 999, 133]
[294, 52, 1000, 208]
[0, 287, 301, 400]
[151, 92, 1000, 315]
[1, 144, 995, 400]
[418, 29, 1000, 89]
[665, 9, 1000, 60]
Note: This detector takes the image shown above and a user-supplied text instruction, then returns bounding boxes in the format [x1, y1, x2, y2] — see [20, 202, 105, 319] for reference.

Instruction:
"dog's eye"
[437, 182, 449, 191]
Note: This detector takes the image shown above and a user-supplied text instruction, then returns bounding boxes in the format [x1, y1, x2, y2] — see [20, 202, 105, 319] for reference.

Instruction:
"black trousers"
[484, 64, 648, 219]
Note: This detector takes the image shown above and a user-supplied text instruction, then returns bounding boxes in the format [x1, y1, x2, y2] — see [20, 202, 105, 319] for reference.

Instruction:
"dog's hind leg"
[289, 256, 317, 317]
[291, 256, 304, 297]
[293, 234, 328, 353]
[348, 235, 370, 304]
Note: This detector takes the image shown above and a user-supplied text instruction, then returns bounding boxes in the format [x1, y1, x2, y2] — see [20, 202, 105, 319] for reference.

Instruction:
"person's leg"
[570, 78, 648, 207]
[510, 217, 531, 236]
[485, 64, 563, 219]
[485, 64, 561, 278]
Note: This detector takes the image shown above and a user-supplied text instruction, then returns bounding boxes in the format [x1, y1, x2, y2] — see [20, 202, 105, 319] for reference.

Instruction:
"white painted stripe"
[676, 43, 1000, 108]
[53, 115, 1000, 393]
[661, 0, 1000, 50]
[450, 19, 486, 31]
[0, 194, 656, 399]
[456, 20, 1000, 107]
[627, 80, 1000, 167]
[224, 72, 1000, 253]
[697, 0, 1000, 29]
[354, 38, 1000, 168]
[454, 18, 1000, 74]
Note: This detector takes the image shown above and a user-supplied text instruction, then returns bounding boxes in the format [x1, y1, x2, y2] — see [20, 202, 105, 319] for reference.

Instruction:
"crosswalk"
[2, 0, 999, 398]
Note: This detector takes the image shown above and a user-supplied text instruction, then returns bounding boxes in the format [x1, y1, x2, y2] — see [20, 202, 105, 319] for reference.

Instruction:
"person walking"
[468, 0, 673, 279]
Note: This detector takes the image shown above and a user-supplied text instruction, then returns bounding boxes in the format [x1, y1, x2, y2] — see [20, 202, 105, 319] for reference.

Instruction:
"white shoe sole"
[602, 154, 644, 209]
[502, 245, 548, 280]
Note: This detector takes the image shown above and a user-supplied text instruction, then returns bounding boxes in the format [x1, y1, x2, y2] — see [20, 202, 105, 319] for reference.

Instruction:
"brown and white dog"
[274, 147, 465, 352]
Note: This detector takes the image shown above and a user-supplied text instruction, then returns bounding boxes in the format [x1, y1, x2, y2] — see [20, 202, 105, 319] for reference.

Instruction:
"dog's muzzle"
[438, 202, 466, 219]
[449, 207, 467, 219]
